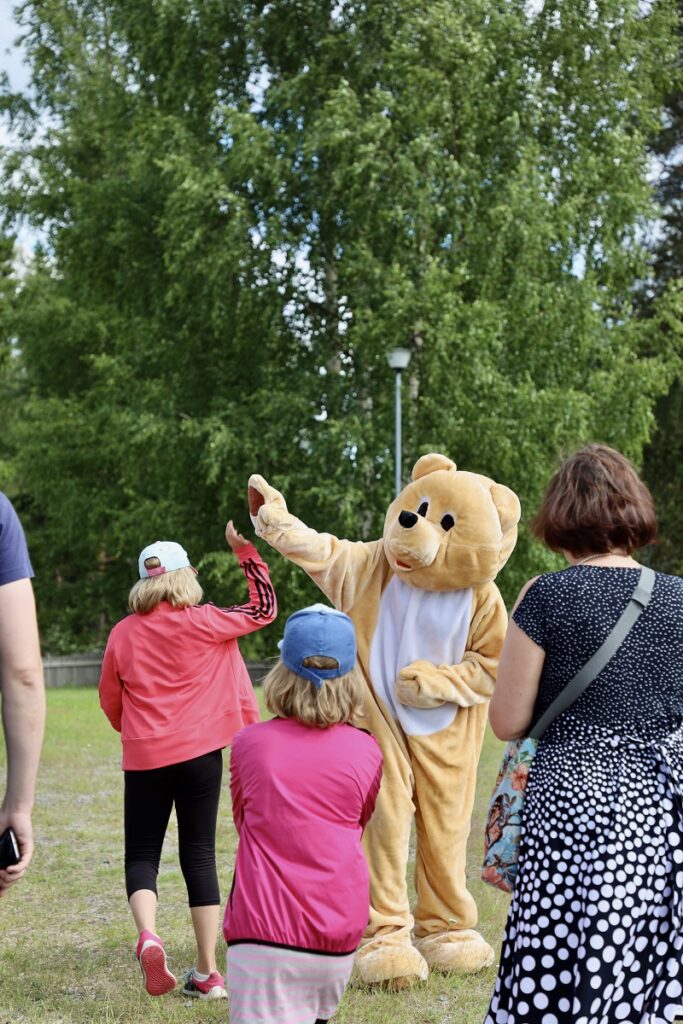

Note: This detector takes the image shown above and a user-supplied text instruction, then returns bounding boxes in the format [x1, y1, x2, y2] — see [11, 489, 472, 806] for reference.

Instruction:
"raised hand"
[225, 520, 249, 552]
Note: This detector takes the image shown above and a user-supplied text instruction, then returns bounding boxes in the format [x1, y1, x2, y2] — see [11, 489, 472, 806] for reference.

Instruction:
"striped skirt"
[227, 943, 354, 1024]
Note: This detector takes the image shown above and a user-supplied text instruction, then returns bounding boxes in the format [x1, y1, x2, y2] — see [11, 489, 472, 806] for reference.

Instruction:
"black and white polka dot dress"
[484, 566, 683, 1024]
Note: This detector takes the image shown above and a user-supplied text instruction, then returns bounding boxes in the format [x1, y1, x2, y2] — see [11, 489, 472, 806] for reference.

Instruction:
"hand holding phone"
[0, 827, 20, 869]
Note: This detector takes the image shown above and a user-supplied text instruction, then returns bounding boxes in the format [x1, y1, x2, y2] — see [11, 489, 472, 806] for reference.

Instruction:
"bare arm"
[488, 578, 545, 740]
[0, 578, 46, 893]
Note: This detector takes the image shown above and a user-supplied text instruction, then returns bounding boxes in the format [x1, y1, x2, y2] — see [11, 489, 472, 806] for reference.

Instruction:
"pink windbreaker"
[224, 717, 383, 955]
[99, 543, 276, 770]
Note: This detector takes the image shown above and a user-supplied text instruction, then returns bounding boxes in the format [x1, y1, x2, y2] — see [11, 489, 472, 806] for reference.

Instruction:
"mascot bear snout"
[385, 514, 441, 573]
[398, 510, 419, 528]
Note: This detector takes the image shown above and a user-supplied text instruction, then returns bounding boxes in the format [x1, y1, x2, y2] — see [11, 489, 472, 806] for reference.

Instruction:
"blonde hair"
[128, 567, 203, 614]
[263, 655, 366, 728]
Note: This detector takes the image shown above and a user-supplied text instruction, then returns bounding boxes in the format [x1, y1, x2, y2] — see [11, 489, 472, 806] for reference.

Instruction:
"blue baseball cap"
[279, 604, 357, 689]
[138, 540, 195, 579]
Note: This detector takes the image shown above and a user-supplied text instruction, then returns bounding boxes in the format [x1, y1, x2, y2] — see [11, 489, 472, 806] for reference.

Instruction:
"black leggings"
[124, 749, 223, 907]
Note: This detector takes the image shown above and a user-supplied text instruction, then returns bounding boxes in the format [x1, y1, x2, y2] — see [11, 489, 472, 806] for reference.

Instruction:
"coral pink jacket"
[224, 717, 383, 955]
[99, 544, 276, 770]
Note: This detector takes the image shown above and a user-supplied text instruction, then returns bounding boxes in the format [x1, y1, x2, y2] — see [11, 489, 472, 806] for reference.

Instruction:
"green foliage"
[639, 0, 683, 573]
[1, 0, 681, 650]
[0, 232, 19, 484]
[643, 379, 683, 574]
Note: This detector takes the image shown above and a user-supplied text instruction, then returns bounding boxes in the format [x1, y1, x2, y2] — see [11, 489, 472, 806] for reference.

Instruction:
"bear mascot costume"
[248, 453, 520, 987]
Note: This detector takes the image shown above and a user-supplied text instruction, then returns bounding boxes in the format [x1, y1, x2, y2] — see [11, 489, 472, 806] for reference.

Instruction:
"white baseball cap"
[138, 540, 195, 579]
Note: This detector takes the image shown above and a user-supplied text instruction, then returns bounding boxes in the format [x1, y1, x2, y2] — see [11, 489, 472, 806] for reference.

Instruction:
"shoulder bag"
[481, 565, 655, 894]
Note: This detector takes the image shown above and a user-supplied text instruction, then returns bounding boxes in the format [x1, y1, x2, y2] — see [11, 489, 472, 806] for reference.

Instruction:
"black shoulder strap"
[528, 566, 656, 741]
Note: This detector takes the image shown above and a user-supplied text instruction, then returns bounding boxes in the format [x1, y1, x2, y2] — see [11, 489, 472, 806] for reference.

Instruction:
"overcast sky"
[1, 1, 29, 93]
[1, 3, 39, 257]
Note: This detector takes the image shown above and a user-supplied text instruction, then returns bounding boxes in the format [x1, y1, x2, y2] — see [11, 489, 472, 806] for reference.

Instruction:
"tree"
[1, 0, 680, 651]
[0, 233, 18, 484]
[640, 0, 683, 573]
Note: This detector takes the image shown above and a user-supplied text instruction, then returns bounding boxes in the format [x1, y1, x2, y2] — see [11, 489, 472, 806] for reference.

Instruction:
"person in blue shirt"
[0, 493, 45, 895]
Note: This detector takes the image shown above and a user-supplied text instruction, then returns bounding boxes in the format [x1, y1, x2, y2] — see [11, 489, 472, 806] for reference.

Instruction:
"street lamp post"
[387, 347, 412, 498]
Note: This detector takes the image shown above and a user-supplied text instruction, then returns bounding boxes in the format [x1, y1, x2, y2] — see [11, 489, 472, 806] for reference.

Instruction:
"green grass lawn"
[0, 688, 511, 1023]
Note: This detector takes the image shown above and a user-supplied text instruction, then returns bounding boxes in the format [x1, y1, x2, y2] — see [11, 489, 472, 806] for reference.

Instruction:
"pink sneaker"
[135, 930, 177, 996]
[182, 968, 227, 999]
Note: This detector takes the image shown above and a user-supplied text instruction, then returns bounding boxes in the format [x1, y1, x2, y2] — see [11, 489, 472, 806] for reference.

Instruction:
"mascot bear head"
[384, 453, 520, 592]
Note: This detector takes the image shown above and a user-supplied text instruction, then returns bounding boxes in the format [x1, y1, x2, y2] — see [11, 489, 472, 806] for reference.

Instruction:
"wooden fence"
[43, 653, 273, 688]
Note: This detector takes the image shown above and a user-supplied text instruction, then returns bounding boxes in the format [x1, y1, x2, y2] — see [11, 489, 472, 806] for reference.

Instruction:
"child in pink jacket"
[224, 604, 383, 1024]
[99, 521, 276, 1001]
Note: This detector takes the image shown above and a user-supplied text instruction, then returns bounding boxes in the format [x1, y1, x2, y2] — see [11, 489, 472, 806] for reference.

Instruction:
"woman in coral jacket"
[99, 520, 275, 1002]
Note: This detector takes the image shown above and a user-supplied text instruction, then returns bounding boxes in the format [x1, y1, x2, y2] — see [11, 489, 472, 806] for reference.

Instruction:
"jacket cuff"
[235, 542, 259, 562]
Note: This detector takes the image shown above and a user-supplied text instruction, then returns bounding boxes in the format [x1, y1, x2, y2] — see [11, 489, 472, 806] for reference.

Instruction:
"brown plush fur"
[248, 454, 520, 985]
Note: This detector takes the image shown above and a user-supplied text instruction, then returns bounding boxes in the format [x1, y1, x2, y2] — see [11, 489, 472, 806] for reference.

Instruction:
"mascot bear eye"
[417, 501, 429, 517]
[440, 513, 455, 532]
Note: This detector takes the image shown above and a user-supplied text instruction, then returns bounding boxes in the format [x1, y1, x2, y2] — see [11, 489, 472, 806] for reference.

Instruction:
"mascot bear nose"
[399, 510, 419, 529]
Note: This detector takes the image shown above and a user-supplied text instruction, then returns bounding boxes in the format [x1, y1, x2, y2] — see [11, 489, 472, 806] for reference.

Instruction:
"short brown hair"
[128, 567, 203, 614]
[531, 443, 657, 556]
[263, 656, 365, 728]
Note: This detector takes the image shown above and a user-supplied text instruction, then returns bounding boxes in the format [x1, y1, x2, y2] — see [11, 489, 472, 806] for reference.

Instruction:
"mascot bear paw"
[413, 929, 495, 974]
[353, 935, 429, 989]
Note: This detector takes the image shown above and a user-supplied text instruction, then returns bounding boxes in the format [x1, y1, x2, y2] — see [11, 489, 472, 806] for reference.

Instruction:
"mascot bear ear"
[411, 453, 457, 481]
[489, 483, 521, 536]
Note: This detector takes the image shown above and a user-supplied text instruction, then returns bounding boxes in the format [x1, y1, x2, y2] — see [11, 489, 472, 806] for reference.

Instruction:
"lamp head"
[387, 347, 412, 371]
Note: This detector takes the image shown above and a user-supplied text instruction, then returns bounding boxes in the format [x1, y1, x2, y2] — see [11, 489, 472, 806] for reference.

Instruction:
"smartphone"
[0, 827, 20, 869]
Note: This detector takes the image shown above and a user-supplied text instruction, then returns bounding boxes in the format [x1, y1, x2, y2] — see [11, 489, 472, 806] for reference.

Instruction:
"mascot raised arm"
[249, 453, 520, 987]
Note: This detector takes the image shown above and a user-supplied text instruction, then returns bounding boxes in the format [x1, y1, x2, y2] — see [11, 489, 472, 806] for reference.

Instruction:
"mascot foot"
[353, 938, 428, 990]
[413, 929, 495, 974]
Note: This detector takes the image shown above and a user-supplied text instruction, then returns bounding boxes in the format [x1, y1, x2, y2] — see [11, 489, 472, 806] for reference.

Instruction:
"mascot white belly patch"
[369, 575, 473, 736]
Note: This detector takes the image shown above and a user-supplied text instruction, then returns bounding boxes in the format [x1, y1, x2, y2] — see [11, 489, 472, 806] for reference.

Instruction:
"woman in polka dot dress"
[484, 444, 683, 1024]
